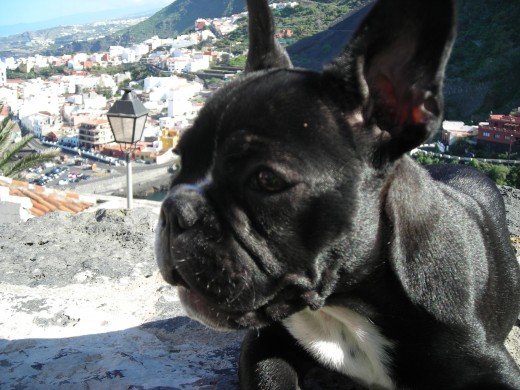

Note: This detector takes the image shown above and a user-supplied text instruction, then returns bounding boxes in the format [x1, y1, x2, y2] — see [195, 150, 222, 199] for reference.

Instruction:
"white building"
[89, 53, 104, 63]
[145, 36, 163, 51]
[21, 112, 56, 139]
[74, 53, 88, 63]
[166, 58, 189, 73]
[441, 120, 478, 146]
[67, 61, 84, 71]
[97, 74, 118, 94]
[270, 2, 299, 9]
[33, 55, 49, 69]
[132, 44, 150, 57]
[0, 86, 17, 108]
[122, 49, 137, 63]
[184, 56, 210, 73]
[171, 34, 198, 49]
[19, 93, 62, 117]
[144, 76, 186, 93]
[157, 80, 203, 108]
[67, 95, 83, 105]
[168, 98, 193, 118]
[3, 57, 18, 70]
[83, 92, 107, 110]
[0, 61, 7, 86]
[0, 185, 34, 223]
[109, 46, 125, 58]
[159, 117, 177, 129]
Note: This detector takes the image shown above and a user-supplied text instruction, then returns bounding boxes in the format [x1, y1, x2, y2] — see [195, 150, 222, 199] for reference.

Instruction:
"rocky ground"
[500, 186, 520, 238]
[0, 188, 519, 389]
[0, 208, 244, 389]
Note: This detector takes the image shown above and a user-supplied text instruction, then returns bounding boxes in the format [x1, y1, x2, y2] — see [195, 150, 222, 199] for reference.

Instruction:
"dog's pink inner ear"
[372, 73, 431, 129]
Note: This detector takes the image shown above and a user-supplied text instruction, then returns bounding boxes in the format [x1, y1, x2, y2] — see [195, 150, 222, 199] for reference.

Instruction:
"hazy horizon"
[0, 0, 174, 37]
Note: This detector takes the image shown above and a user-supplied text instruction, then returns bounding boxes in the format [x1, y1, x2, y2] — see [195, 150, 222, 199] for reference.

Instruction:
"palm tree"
[0, 116, 60, 178]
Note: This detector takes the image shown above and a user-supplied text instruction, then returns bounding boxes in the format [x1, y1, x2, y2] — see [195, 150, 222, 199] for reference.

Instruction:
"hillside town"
[0, 5, 300, 171]
[0, 0, 518, 189]
[0, 3, 305, 172]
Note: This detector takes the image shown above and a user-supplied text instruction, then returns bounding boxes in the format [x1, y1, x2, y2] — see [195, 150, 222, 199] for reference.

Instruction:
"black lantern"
[105, 87, 149, 209]
[106, 88, 148, 145]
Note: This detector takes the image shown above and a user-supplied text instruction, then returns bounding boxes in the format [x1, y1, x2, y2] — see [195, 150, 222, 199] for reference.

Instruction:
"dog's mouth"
[168, 268, 314, 330]
[177, 285, 271, 330]
[177, 286, 242, 329]
[158, 262, 249, 329]
[158, 249, 319, 330]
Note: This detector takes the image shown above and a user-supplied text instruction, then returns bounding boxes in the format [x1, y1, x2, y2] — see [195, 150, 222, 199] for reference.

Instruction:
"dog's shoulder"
[385, 157, 502, 221]
[382, 158, 519, 327]
[424, 163, 507, 217]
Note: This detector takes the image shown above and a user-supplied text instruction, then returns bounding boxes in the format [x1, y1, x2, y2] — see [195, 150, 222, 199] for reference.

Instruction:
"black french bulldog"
[155, 0, 520, 388]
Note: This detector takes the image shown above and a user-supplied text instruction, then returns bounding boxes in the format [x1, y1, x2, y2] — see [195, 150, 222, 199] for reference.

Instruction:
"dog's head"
[155, 0, 456, 330]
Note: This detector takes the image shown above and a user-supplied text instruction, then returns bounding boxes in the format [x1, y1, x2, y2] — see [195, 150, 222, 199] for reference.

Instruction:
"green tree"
[448, 139, 471, 156]
[228, 55, 247, 67]
[0, 118, 60, 178]
[506, 165, 520, 188]
[485, 165, 510, 186]
[468, 159, 481, 170]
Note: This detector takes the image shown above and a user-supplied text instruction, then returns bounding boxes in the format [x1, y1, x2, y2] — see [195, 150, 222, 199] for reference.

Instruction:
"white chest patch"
[283, 306, 395, 389]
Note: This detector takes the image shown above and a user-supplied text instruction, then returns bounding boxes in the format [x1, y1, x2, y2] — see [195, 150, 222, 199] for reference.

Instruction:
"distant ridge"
[286, 0, 520, 122]
[0, 6, 161, 38]
[49, 0, 247, 54]
[287, 1, 375, 70]
[125, 0, 246, 41]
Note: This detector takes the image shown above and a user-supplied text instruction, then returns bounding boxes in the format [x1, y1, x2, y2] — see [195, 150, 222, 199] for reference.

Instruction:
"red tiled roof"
[0, 177, 94, 218]
[81, 119, 109, 126]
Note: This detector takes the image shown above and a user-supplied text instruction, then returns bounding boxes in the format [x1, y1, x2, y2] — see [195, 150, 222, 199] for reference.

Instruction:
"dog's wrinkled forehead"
[174, 69, 351, 183]
[217, 71, 333, 137]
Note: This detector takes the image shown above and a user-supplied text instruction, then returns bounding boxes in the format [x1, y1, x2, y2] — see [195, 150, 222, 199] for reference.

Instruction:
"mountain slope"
[47, 0, 247, 55]
[41, 0, 519, 122]
[121, 0, 246, 43]
[287, 0, 520, 122]
[286, 1, 374, 69]
[443, 0, 520, 122]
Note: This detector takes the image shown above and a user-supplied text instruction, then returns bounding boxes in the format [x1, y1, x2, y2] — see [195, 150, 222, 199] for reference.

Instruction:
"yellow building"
[160, 128, 180, 150]
[19, 60, 34, 74]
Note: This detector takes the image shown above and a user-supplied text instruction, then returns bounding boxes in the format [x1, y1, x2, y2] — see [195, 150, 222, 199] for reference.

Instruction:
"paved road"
[26, 138, 174, 195]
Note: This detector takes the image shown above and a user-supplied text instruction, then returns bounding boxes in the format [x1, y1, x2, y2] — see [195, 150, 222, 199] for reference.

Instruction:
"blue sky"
[0, 0, 173, 27]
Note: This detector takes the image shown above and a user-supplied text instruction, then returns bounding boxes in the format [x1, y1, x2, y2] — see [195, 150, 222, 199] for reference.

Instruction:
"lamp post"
[106, 88, 149, 209]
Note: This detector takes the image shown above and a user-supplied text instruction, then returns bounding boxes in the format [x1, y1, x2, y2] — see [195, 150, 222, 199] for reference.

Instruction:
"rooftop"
[0, 176, 95, 222]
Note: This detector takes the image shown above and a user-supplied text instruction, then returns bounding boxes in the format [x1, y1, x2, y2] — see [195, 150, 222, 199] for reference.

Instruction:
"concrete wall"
[74, 165, 170, 197]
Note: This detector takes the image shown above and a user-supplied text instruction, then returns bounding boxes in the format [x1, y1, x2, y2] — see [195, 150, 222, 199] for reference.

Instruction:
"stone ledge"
[0, 187, 519, 388]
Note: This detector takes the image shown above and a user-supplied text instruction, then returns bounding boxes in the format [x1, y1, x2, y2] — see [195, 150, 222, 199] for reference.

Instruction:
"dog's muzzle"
[155, 184, 327, 330]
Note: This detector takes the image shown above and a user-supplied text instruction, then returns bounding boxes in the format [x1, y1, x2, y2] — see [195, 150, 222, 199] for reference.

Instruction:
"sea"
[145, 191, 167, 202]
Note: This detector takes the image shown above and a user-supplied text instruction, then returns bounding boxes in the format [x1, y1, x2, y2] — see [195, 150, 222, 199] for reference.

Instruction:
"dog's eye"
[249, 169, 287, 193]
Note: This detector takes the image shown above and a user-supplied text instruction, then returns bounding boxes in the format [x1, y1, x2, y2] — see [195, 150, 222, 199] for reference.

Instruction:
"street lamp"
[106, 87, 149, 209]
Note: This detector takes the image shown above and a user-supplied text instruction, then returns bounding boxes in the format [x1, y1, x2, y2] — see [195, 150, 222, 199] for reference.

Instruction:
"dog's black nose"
[161, 185, 205, 233]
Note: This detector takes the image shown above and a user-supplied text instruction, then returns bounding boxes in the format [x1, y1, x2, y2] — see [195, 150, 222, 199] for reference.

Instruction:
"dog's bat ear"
[245, 0, 293, 72]
[326, 0, 456, 162]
